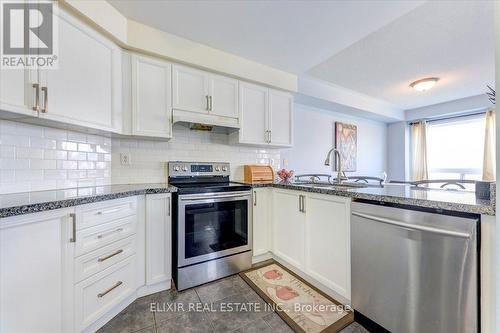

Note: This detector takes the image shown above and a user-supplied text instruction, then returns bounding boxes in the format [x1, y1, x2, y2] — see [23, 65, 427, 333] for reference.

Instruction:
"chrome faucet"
[324, 148, 347, 184]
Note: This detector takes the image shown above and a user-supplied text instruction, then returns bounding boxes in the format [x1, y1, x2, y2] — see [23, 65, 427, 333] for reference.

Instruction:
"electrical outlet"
[120, 153, 131, 165]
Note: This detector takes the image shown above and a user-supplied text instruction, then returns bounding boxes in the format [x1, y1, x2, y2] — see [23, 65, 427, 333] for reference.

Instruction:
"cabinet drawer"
[75, 216, 136, 257]
[74, 236, 136, 283]
[75, 257, 136, 331]
[76, 198, 137, 230]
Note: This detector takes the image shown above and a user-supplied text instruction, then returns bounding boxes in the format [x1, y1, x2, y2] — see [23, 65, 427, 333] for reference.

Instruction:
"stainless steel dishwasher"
[351, 202, 479, 333]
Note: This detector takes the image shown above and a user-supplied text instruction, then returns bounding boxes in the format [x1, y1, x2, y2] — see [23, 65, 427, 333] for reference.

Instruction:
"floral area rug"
[240, 261, 354, 333]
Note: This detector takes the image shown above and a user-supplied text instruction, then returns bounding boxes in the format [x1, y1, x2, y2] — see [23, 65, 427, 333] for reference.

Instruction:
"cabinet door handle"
[269, 130, 272, 143]
[301, 195, 306, 213]
[97, 227, 123, 239]
[298, 195, 302, 212]
[41, 86, 48, 113]
[69, 213, 76, 242]
[96, 207, 121, 215]
[253, 191, 257, 206]
[209, 95, 213, 111]
[167, 198, 171, 217]
[206, 95, 210, 110]
[97, 281, 122, 298]
[98, 249, 123, 262]
[32, 83, 40, 111]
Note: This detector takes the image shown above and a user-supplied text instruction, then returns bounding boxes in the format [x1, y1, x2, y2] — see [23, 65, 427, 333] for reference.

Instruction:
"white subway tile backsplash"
[30, 138, 57, 149]
[17, 147, 44, 159]
[0, 119, 112, 194]
[68, 152, 87, 161]
[0, 146, 15, 159]
[111, 124, 281, 184]
[43, 150, 67, 160]
[0, 120, 280, 193]
[57, 160, 77, 170]
[57, 141, 77, 151]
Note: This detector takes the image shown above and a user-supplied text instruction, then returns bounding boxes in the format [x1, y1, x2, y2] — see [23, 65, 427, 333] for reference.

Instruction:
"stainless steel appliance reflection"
[169, 161, 252, 290]
[351, 201, 479, 333]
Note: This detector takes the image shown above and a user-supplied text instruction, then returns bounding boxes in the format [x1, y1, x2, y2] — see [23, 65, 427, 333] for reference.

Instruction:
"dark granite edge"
[0, 186, 177, 219]
[245, 182, 495, 216]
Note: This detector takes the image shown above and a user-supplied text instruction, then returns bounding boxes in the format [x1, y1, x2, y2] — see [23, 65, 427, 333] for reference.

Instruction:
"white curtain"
[482, 110, 496, 181]
[411, 121, 428, 181]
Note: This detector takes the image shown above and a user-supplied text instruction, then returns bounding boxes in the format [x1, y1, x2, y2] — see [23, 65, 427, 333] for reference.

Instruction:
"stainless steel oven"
[169, 161, 253, 290]
[178, 191, 252, 266]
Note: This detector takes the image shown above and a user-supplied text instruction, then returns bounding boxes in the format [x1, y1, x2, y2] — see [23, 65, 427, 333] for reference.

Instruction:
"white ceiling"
[307, 0, 495, 110]
[109, 0, 494, 111]
[108, 0, 424, 74]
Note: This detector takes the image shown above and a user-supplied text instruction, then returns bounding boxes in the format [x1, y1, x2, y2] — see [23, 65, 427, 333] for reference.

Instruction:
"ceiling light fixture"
[409, 77, 439, 92]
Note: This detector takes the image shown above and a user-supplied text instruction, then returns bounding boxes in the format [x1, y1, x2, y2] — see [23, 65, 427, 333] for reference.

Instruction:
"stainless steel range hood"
[173, 109, 240, 130]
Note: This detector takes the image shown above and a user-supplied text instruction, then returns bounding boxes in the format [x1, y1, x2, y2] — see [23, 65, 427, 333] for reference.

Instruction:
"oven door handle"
[180, 191, 251, 201]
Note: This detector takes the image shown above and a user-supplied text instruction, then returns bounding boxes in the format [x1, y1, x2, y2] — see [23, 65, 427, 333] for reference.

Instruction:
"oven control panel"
[168, 161, 230, 177]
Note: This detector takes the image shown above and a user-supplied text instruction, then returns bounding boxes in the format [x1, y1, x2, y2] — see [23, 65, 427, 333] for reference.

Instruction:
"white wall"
[405, 94, 492, 121]
[281, 103, 388, 178]
[387, 122, 409, 181]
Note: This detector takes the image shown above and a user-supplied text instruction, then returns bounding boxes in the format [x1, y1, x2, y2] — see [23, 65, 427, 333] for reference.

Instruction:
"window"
[426, 115, 485, 181]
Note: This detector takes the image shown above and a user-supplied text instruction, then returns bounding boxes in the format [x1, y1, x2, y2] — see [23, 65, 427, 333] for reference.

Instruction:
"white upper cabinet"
[269, 89, 293, 146]
[131, 55, 172, 138]
[209, 74, 239, 118]
[0, 69, 39, 118]
[172, 64, 239, 125]
[235, 83, 293, 147]
[238, 82, 269, 145]
[38, 11, 122, 132]
[172, 65, 210, 114]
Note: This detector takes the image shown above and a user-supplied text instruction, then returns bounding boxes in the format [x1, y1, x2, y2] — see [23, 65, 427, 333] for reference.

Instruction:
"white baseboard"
[252, 252, 273, 264]
[83, 280, 172, 333]
[137, 280, 172, 297]
[271, 255, 351, 305]
[82, 293, 136, 333]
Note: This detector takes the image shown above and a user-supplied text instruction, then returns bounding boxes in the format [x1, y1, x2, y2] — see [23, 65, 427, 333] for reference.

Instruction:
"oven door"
[177, 191, 252, 267]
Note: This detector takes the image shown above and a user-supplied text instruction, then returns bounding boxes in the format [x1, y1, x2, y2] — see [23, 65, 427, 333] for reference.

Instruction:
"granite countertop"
[0, 180, 495, 218]
[0, 184, 177, 218]
[245, 181, 496, 216]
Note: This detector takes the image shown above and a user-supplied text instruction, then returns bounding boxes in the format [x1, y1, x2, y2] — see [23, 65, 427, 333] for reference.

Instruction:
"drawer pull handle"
[69, 213, 76, 242]
[98, 249, 123, 262]
[97, 208, 121, 215]
[97, 281, 122, 298]
[32, 83, 40, 111]
[97, 228, 124, 239]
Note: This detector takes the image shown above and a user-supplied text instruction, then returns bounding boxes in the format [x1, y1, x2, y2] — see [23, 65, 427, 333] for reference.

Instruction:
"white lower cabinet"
[271, 189, 351, 300]
[0, 196, 163, 333]
[145, 193, 172, 286]
[0, 209, 74, 333]
[252, 188, 272, 257]
[74, 256, 136, 331]
[304, 193, 351, 299]
[272, 189, 306, 269]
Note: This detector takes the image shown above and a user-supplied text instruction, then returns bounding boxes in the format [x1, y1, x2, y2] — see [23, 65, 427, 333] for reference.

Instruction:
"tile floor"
[98, 274, 369, 333]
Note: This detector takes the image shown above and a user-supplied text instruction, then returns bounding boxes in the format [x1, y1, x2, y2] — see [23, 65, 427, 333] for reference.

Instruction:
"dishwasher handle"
[352, 211, 472, 239]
